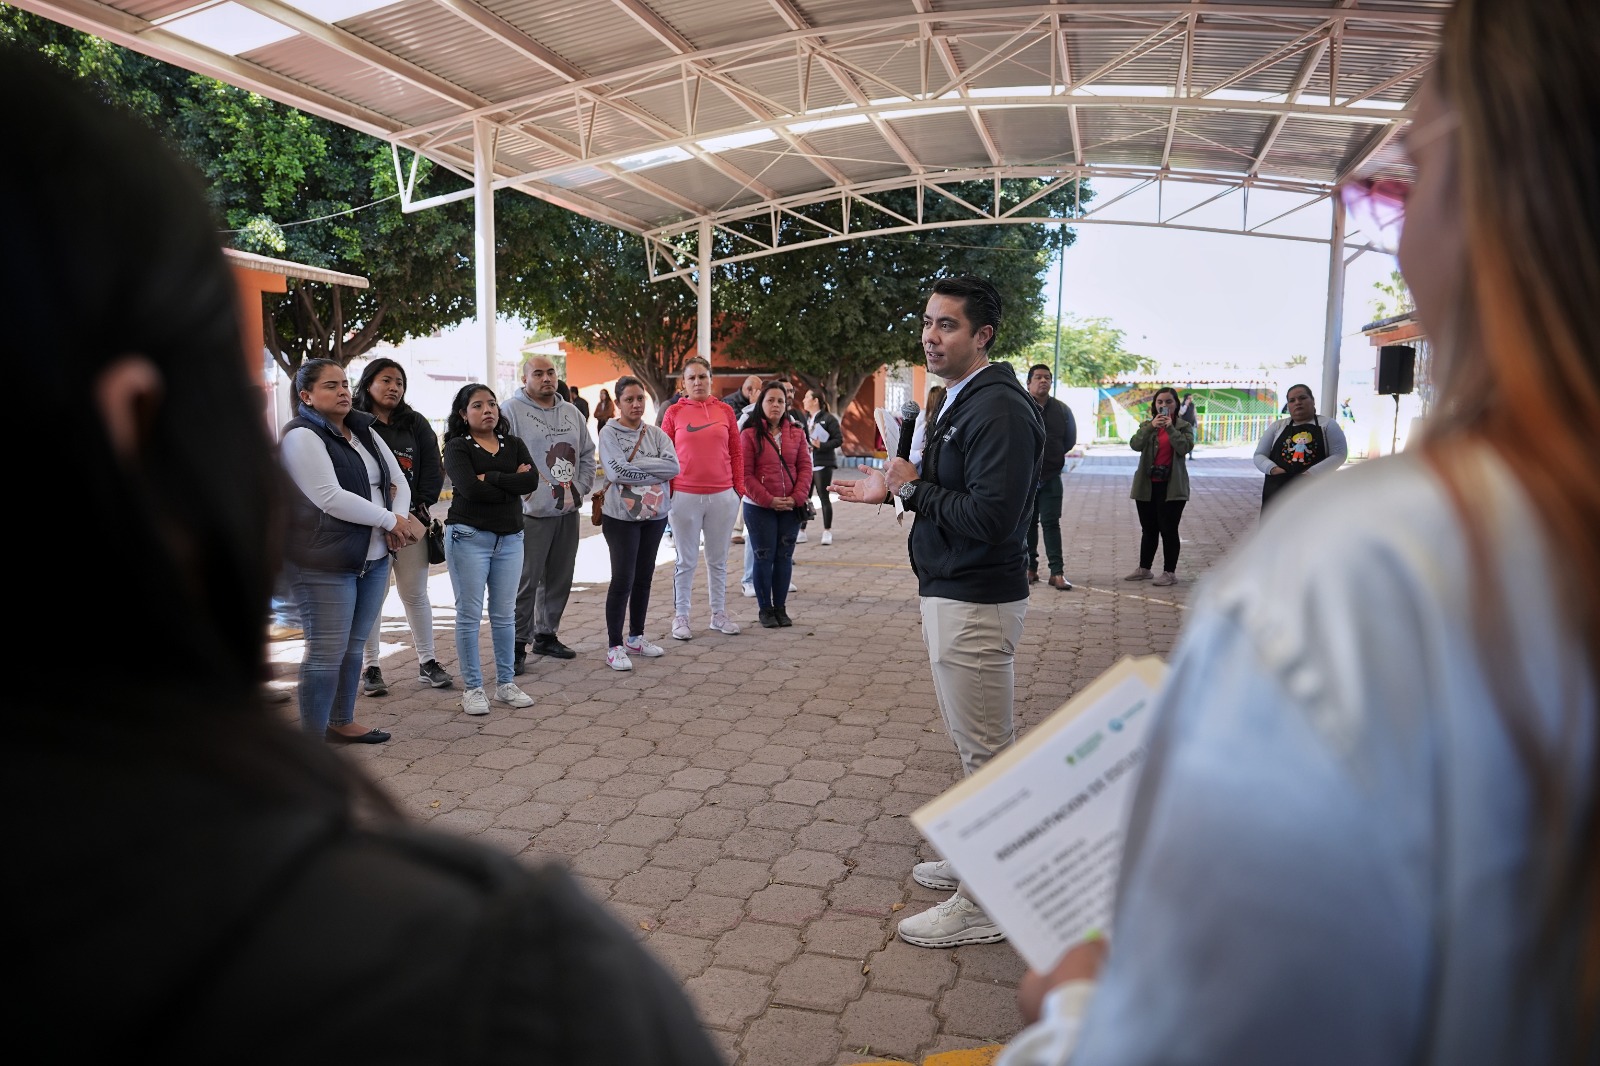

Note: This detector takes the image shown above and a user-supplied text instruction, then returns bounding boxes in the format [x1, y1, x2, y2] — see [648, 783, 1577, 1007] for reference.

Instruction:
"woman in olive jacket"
[1125, 387, 1195, 587]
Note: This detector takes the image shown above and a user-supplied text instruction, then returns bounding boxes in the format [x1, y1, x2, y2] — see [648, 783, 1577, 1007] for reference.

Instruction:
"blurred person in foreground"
[999, 2, 1598, 1063]
[8, 56, 722, 1064]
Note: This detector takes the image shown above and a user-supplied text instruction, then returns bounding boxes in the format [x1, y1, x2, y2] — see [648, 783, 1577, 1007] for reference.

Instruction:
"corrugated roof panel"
[1077, 106, 1171, 166]
[741, 149, 858, 199]
[631, 156, 758, 211]
[783, 0, 910, 31]
[979, 106, 1077, 167]
[242, 33, 461, 126]
[342, 0, 561, 104]
[885, 112, 991, 171]
[121, 0, 205, 21]
[477, 0, 679, 78]
[1263, 116, 1378, 182]
[791, 120, 916, 182]
[639, 0, 793, 52]
[709, 56, 848, 118]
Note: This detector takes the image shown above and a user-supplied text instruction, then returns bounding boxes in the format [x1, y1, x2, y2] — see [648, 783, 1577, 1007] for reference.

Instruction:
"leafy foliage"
[715, 181, 1089, 412]
[2, 9, 529, 373]
[1006, 313, 1155, 386]
[1370, 268, 1415, 320]
[498, 221, 713, 403]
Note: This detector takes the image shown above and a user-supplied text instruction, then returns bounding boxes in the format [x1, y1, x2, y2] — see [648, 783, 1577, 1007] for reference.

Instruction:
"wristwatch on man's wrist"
[896, 480, 917, 502]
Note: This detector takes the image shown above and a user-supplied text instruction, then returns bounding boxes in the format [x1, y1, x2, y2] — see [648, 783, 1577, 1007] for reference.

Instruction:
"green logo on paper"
[1065, 732, 1103, 766]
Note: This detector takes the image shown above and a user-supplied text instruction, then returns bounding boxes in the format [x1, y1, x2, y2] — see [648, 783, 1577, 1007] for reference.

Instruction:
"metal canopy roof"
[24, 0, 1443, 266]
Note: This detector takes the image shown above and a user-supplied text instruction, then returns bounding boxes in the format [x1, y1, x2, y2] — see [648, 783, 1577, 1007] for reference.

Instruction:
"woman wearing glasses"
[1124, 387, 1193, 587]
[1003, 2, 1599, 1062]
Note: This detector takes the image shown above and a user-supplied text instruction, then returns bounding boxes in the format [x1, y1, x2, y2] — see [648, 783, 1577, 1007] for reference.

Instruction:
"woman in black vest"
[282, 358, 423, 743]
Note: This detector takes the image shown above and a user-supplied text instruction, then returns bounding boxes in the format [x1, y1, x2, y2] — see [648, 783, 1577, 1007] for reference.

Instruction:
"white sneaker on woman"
[494, 682, 534, 708]
[462, 687, 490, 716]
[625, 635, 665, 657]
[795, 529, 808, 543]
[708, 612, 741, 635]
[671, 615, 692, 640]
[606, 646, 633, 671]
[820, 530, 832, 546]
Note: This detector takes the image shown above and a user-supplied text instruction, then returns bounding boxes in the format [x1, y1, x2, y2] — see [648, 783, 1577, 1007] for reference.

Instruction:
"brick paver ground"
[268, 447, 1263, 1065]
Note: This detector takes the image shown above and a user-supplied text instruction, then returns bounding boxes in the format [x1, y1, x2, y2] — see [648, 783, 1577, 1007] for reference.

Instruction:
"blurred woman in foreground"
[10, 56, 722, 1063]
[1004, 1, 1598, 1063]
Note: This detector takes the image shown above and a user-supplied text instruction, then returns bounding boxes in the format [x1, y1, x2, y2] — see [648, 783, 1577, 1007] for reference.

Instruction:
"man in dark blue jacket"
[835, 275, 1045, 950]
[1026, 363, 1078, 591]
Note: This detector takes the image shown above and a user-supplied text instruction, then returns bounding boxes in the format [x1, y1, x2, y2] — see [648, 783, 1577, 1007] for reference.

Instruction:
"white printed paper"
[911, 657, 1166, 972]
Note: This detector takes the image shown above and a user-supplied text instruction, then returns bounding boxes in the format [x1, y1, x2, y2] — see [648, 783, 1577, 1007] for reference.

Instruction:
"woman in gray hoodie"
[596, 377, 680, 671]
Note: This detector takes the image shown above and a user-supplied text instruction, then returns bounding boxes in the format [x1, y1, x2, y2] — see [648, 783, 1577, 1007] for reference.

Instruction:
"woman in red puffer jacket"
[740, 381, 811, 629]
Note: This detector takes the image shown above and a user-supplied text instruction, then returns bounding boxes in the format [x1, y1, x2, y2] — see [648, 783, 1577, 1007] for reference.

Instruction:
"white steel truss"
[22, 1, 1444, 236]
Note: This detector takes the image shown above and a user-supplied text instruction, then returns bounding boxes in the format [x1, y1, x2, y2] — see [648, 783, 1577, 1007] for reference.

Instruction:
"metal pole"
[474, 119, 498, 389]
[1050, 239, 1066, 385]
[697, 219, 712, 363]
[1318, 193, 1346, 419]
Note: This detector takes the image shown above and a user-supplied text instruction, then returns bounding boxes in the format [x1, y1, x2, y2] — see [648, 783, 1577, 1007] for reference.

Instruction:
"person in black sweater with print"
[441, 384, 540, 717]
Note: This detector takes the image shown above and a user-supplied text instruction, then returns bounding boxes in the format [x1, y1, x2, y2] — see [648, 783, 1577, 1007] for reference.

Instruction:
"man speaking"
[835, 275, 1044, 948]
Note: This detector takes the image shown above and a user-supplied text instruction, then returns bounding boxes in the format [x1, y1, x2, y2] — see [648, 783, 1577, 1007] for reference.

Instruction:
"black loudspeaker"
[1376, 345, 1416, 396]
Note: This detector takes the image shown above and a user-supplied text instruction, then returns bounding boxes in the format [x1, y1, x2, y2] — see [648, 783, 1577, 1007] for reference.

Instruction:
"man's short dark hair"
[932, 275, 1002, 353]
[1028, 364, 1052, 381]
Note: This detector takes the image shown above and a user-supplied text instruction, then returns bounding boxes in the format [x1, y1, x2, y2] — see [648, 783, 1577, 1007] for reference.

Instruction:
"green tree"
[3, 9, 528, 374]
[498, 221, 716, 403]
[716, 181, 1087, 413]
[1008, 313, 1155, 385]
[1370, 269, 1415, 320]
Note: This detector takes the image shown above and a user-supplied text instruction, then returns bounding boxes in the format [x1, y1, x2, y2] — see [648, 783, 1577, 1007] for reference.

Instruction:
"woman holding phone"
[1124, 387, 1194, 587]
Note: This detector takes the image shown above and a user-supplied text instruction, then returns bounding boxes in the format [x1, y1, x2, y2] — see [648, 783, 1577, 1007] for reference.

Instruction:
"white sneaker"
[796, 529, 808, 543]
[708, 612, 741, 635]
[897, 894, 1006, 948]
[741, 581, 756, 598]
[494, 682, 534, 708]
[788, 581, 798, 593]
[820, 530, 832, 546]
[671, 615, 693, 640]
[912, 859, 959, 891]
[462, 687, 490, 716]
[625, 634, 665, 658]
[606, 646, 633, 671]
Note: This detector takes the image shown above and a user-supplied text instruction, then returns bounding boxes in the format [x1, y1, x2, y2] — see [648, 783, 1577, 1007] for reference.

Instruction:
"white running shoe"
[911, 859, 959, 891]
[820, 530, 832, 546]
[671, 615, 693, 640]
[795, 529, 808, 543]
[461, 687, 490, 716]
[789, 581, 798, 593]
[741, 581, 756, 598]
[625, 634, 665, 658]
[606, 646, 633, 672]
[494, 682, 534, 708]
[708, 612, 741, 635]
[897, 894, 1006, 948]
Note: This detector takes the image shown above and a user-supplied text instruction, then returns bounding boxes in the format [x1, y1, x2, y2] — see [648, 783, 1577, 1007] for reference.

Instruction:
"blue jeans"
[295, 556, 392, 737]
[743, 503, 800, 609]
[446, 523, 523, 690]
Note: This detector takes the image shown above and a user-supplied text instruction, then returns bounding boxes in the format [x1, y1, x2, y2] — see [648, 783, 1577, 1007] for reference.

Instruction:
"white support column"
[697, 219, 712, 363]
[474, 120, 498, 389]
[1318, 194, 1346, 418]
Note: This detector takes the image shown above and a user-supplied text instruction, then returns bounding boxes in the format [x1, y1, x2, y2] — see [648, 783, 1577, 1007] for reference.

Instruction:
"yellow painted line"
[925, 1048, 1005, 1066]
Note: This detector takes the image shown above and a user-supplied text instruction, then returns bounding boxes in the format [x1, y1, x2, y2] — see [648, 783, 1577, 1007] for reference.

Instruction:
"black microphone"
[895, 400, 921, 461]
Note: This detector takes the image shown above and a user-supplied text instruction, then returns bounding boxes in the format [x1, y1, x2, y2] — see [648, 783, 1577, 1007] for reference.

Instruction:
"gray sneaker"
[361, 666, 387, 697]
[897, 894, 1006, 948]
[912, 859, 959, 891]
[494, 682, 534, 708]
[417, 659, 453, 688]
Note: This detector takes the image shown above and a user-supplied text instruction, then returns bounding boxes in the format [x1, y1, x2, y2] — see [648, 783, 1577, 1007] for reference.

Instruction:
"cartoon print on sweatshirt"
[618, 481, 668, 520]
[546, 441, 580, 511]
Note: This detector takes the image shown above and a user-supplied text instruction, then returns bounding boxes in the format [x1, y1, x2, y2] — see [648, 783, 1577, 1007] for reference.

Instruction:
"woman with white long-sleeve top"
[281, 357, 423, 744]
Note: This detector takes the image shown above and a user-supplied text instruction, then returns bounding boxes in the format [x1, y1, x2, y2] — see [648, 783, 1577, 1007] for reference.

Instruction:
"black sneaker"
[531, 635, 577, 660]
[513, 649, 527, 676]
[361, 666, 387, 697]
[758, 608, 781, 629]
[775, 607, 793, 627]
[418, 660, 453, 689]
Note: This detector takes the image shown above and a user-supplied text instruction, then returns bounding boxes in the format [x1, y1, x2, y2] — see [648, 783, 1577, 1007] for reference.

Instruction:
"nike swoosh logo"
[685, 423, 716, 433]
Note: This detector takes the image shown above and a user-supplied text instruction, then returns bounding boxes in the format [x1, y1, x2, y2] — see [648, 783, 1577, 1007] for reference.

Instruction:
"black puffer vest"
[283, 405, 393, 573]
